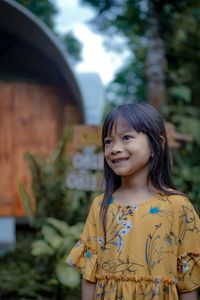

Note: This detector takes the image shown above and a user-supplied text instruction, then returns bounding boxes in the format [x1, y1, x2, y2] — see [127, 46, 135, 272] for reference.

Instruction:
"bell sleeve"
[66, 196, 100, 283]
[177, 197, 200, 292]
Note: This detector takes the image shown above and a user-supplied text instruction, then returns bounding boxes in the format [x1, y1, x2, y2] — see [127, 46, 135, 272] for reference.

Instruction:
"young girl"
[66, 103, 200, 300]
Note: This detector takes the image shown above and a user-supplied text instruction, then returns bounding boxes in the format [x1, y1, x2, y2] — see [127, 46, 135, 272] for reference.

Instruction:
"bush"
[0, 129, 97, 299]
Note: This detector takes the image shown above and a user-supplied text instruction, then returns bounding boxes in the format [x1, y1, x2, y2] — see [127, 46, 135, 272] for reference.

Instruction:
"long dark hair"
[101, 102, 182, 238]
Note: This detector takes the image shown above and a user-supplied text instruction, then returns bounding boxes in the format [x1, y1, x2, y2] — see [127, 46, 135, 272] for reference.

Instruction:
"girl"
[66, 103, 200, 300]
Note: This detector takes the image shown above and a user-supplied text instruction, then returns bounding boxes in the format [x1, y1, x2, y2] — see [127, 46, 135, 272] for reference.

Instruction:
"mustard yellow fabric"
[66, 193, 200, 299]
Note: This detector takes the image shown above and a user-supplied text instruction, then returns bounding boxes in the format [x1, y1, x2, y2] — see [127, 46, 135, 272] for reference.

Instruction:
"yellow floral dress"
[66, 193, 200, 299]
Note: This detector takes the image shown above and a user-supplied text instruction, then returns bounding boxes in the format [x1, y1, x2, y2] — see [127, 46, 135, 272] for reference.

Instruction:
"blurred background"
[0, 0, 199, 299]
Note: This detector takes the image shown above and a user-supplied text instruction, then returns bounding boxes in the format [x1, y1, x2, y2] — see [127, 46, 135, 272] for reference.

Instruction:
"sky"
[54, 0, 126, 85]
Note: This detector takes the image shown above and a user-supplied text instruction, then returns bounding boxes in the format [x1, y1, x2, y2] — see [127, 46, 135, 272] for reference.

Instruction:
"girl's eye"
[123, 135, 133, 141]
[104, 138, 112, 145]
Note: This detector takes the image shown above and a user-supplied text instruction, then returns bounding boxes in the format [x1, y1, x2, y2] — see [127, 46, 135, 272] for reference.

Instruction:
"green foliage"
[81, 0, 148, 102]
[19, 183, 34, 223]
[61, 31, 83, 62]
[31, 218, 82, 288]
[169, 85, 192, 103]
[82, 0, 200, 106]
[0, 232, 52, 300]
[161, 2, 200, 106]
[162, 104, 200, 212]
[20, 129, 73, 225]
[106, 56, 147, 105]
[0, 130, 96, 299]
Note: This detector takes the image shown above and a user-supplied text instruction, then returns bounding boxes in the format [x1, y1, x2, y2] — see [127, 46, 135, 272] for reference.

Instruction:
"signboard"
[65, 125, 104, 192]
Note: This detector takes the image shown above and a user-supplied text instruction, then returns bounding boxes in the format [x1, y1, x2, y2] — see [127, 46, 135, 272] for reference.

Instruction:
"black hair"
[101, 102, 182, 239]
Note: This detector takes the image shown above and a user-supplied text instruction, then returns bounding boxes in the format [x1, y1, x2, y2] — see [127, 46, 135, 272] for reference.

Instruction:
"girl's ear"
[160, 136, 165, 149]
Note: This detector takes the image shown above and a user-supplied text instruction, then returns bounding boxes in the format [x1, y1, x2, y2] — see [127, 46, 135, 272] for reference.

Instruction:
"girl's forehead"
[107, 117, 136, 135]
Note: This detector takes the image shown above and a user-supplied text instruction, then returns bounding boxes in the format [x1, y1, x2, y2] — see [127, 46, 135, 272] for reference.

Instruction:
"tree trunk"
[145, 1, 168, 110]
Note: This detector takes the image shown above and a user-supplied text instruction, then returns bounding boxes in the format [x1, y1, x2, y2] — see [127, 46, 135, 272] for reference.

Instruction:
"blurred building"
[0, 0, 85, 250]
[76, 72, 105, 125]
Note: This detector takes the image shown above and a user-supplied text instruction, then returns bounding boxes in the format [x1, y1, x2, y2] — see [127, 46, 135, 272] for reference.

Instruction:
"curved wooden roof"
[0, 0, 84, 111]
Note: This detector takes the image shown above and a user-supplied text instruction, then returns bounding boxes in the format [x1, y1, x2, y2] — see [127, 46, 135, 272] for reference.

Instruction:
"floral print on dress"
[177, 250, 200, 292]
[66, 194, 200, 299]
[143, 203, 174, 218]
[179, 201, 200, 244]
[145, 223, 163, 274]
[178, 258, 189, 273]
[97, 236, 105, 245]
[104, 205, 135, 255]
[75, 239, 82, 247]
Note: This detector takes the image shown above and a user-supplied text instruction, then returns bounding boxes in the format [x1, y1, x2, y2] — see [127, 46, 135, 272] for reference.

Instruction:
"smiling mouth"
[112, 158, 129, 163]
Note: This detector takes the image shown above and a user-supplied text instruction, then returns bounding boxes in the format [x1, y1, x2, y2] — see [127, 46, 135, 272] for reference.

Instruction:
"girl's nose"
[111, 142, 123, 154]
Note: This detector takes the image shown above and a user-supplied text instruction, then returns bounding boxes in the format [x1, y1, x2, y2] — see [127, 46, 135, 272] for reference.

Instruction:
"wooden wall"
[0, 81, 82, 216]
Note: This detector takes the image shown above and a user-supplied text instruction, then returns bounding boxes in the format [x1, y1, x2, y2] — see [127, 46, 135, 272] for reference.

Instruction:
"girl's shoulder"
[87, 194, 104, 222]
[91, 193, 104, 210]
[163, 193, 194, 211]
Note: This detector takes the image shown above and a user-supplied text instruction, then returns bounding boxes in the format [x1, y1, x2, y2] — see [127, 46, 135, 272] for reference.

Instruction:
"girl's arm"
[81, 278, 96, 300]
[179, 290, 198, 300]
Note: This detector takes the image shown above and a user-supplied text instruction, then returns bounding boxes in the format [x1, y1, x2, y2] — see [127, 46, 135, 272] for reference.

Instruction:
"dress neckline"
[111, 192, 162, 209]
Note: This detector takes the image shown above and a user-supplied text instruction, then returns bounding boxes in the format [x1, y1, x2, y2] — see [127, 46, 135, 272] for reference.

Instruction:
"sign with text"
[65, 125, 104, 192]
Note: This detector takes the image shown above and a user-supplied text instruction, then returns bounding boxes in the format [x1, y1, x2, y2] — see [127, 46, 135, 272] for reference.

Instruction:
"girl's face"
[104, 118, 152, 179]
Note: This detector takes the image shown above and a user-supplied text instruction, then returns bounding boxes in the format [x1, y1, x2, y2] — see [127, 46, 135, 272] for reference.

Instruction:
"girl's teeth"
[114, 158, 127, 163]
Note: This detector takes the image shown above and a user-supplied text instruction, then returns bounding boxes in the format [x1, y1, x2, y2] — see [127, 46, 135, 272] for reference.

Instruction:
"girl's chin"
[113, 169, 129, 176]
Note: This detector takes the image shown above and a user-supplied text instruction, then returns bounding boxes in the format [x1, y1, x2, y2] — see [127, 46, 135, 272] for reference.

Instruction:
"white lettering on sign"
[72, 153, 104, 171]
[66, 147, 104, 192]
[66, 172, 101, 191]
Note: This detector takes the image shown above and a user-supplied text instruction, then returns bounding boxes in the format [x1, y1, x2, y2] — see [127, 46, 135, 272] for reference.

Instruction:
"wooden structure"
[0, 0, 84, 216]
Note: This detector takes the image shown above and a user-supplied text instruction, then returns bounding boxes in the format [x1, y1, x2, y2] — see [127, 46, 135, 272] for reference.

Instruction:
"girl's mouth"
[112, 157, 129, 163]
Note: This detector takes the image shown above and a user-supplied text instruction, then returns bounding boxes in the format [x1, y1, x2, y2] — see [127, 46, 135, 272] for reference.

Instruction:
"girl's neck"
[120, 173, 156, 193]
[114, 180, 159, 206]
[116, 176, 159, 198]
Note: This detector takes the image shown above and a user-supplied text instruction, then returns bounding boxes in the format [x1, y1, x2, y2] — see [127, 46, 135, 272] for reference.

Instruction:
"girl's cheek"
[104, 152, 111, 164]
[104, 154, 109, 162]
[103, 151, 108, 159]
[104, 147, 110, 156]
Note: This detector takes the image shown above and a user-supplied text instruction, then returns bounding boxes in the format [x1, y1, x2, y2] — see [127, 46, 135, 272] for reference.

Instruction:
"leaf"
[61, 236, 76, 253]
[18, 183, 34, 222]
[169, 85, 192, 103]
[46, 218, 70, 236]
[68, 223, 84, 240]
[173, 115, 200, 144]
[24, 152, 41, 183]
[49, 128, 73, 163]
[31, 240, 54, 256]
[56, 261, 80, 288]
[42, 225, 63, 250]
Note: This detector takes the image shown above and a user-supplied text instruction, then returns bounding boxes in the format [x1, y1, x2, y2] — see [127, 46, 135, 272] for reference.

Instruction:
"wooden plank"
[0, 82, 15, 216]
[13, 83, 61, 216]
